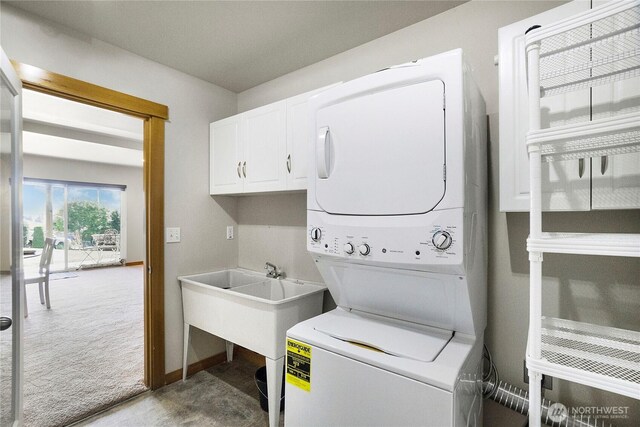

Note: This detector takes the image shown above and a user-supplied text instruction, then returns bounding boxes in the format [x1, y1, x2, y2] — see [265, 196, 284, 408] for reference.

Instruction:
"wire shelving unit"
[524, 1, 640, 425]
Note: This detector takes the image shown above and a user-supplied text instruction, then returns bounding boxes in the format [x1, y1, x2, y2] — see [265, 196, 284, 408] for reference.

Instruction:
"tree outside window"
[53, 201, 110, 243]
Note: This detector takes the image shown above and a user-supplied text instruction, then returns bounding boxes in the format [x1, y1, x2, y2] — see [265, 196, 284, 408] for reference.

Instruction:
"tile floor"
[76, 359, 282, 427]
[72, 356, 529, 427]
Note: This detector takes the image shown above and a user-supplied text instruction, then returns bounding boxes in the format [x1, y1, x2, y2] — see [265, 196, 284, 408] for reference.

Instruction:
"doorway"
[5, 61, 167, 426]
[15, 87, 150, 425]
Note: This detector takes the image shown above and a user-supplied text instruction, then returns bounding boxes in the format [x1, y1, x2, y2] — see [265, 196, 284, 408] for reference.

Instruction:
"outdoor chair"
[83, 229, 120, 266]
[24, 237, 54, 317]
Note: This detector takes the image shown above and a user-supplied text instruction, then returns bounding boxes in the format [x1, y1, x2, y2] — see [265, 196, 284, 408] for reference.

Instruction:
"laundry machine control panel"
[432, 230, 453, 250]
[307, 209, 464, 272]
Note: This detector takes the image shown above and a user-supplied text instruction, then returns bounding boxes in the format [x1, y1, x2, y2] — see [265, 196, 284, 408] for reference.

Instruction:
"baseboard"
[165, 346, 266, 385]
[165, 351, 227, 385]
[125, 261, 144, 266]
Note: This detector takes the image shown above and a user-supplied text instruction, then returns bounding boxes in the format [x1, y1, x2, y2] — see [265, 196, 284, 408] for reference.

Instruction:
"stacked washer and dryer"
[284, 49, 488, 426]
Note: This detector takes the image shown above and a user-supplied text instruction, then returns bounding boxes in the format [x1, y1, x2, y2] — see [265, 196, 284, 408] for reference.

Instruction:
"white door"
[210, 115, 243, 195]
[285, 92, 312, 191]
[0, 47, 24, 427]
[242, 101, 286, 193]
[314, 79, 445, 216]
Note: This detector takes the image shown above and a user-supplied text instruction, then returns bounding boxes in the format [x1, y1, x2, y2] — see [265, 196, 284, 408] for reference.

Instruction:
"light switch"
[226, 226, 234, 240]
[166, 227, 181, 243]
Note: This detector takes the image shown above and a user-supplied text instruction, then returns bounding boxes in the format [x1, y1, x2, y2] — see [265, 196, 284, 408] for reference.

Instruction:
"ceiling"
[7, 0, 466, 93]
[23, 89, 143, 167]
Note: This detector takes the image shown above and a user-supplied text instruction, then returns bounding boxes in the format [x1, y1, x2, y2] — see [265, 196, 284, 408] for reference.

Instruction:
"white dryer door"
[315, 78, 445, 216]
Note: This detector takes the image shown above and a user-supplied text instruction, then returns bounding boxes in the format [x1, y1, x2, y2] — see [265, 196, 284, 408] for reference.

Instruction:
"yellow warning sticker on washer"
[286, 338, 311, 392]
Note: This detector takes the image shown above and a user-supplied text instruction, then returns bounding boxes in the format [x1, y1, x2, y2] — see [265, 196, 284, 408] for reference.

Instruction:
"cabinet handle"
[578, 158, 585, 178]
[286, 154, 292, 173]
[242, 161, 246, 178]
[601, 156, 608, 175]
[237, 162, 241, 178]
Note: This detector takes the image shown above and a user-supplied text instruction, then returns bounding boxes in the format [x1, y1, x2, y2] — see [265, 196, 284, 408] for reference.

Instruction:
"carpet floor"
[1, 265, 146, 427]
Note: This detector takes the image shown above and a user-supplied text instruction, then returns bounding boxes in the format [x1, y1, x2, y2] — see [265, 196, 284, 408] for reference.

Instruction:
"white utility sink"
[178, 268, 325, 427]
[180, 269, 264, 289]
[230, 278, 323, 301]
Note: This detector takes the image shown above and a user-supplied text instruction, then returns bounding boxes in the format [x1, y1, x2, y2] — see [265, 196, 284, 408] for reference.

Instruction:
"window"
[23, 178, 126, 271]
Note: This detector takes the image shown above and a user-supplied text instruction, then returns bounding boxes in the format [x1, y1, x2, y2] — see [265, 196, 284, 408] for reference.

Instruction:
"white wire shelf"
[524, 2, 640, 424]
[526, 0, 640, 97]
[527, 232, 640, 257]
[526, 111, 640, 161]
[527, 317, 640, 399]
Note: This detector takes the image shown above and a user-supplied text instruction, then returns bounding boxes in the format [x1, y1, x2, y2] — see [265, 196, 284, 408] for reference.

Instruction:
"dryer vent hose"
[482, 346, 612, 427]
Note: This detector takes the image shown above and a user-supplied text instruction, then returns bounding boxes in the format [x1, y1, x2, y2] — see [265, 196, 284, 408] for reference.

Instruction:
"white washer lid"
[314, 310, 452, 363]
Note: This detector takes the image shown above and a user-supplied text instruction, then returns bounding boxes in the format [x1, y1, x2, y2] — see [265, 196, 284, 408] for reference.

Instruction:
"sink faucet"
[265, 262, 284, 279]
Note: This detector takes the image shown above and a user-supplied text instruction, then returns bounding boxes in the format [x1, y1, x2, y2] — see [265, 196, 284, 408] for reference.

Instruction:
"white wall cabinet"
[591, 69, 640, 209]
[592, 152, 640, 209]
[285, 92, 313, 190]
[499, 1, 590, 211]
[210, 88, 326, 195]
[241, 101, 287, 193]
[209, 115, 242, 195]
[498, 0, 640, 211]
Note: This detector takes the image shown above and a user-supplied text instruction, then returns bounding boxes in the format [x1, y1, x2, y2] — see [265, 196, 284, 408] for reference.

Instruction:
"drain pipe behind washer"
[482, 347, 613, 427]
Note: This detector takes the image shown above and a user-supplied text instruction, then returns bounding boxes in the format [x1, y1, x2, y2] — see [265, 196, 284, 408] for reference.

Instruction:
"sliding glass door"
[23, 179, 125, 271]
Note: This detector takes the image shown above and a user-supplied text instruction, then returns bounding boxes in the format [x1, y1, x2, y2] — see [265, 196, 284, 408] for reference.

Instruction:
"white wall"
[236, 1, 640, 423]
[22, 154, 144, 262]
[1, 4, 239, 373]
[237, 193, 321, 283]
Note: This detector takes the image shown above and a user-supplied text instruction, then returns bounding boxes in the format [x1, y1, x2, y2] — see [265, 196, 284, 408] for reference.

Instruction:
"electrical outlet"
[226, 226, 234, 240]
[166, 227, 181, 243]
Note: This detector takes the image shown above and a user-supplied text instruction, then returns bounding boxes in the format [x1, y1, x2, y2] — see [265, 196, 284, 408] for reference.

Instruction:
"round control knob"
[344, 243, 354, 254]
[358, 243, 370, 256]
[432, 230, 452, 250]
[310, 227, 322, 242]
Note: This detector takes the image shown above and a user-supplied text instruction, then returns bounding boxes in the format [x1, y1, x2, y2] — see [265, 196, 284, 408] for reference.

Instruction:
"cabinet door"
[590, 11, 640, 210]
[210, 115, 243, 195]
[285, 92, 311, 190]
[498, 0, 591, 211]
[242, 101, 286, 193]
[592, 152, 640, 209]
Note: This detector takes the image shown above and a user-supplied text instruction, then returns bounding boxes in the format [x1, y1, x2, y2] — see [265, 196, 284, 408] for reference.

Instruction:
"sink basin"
[230, 278, 323, 302]
[179, 269, 263, 289]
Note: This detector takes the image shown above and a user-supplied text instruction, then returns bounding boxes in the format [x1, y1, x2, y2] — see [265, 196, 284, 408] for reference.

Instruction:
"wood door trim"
[144, 116, 165, 389]
[11, 61, 168, 120]
[125, 261, 144, 266]
[14, 61, 167, 389]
